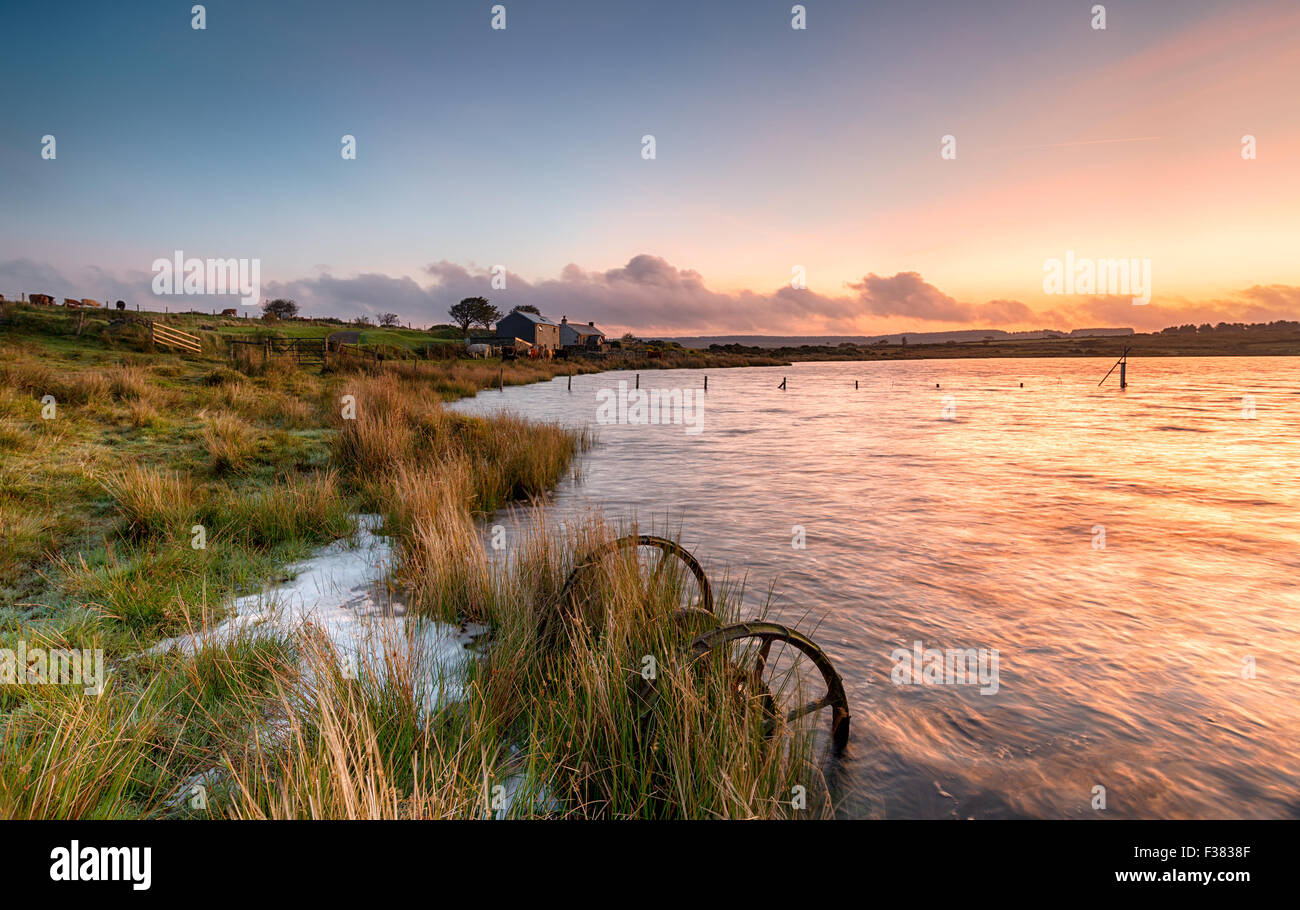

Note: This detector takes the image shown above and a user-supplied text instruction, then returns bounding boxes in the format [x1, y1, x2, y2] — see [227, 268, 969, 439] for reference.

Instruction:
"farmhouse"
[559, 316, 606, 351]
[495, 310, 560, 351]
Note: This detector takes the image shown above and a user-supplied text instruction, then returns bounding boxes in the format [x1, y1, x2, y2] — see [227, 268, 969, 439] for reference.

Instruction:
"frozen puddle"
[148, 515, 486, 712]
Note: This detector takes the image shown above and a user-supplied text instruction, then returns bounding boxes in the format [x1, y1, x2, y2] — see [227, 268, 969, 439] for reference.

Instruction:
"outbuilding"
[559, 316, 606, 351]
[495, 310, 560, 351]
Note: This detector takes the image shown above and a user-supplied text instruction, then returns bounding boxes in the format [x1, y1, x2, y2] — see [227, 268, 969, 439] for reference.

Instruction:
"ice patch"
[148, 515, 485, 712]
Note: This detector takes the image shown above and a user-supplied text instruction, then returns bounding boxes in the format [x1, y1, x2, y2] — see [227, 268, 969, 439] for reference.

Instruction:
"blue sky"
[2, 0, 1297, 333]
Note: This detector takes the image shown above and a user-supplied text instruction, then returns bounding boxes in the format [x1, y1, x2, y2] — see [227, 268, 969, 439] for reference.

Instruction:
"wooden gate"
[151, 322, 202, 354]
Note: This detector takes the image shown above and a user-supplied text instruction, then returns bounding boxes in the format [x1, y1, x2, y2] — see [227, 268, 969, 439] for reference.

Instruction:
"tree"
[512, 304, 540, 314]
[450, 297, 499, 334]
[379, 312, 401, 327]
[448, 298, 480, 335]
[474, 300, 501, 330]
[262, 298, 299, 320]
[115, 300, 126, 310]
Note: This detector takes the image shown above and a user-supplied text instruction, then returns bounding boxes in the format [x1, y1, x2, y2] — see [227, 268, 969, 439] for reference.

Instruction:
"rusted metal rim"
[559, 534, 714, 615]
[688, 621, 851, 752]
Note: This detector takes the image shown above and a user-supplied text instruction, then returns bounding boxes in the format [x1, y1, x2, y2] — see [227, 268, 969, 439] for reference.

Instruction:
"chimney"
[561, 315, 567, 324]
[588, 321, 594, 326]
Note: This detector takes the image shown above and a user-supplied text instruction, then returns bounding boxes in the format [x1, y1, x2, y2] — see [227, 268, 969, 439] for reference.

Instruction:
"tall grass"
[217, 519, 832, 819]
[3, 337, 826, 819]
[101, 463, 198, 539]
[219, 471, 355, 548]
[202, 411, 255, 474]
[333, 372, 588, 513]
[0, 681, 155, 818]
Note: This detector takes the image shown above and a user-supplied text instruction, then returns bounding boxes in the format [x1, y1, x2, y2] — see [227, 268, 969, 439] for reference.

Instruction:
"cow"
[29, 294, 55, 305]
[64, 298, 83, 308]
[80, 298, 101, 308]
[221, 308, 238, 317]
[466, 343, 491, 359]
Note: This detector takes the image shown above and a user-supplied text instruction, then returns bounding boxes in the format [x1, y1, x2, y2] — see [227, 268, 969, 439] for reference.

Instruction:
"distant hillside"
[663, 328, 1135, 349]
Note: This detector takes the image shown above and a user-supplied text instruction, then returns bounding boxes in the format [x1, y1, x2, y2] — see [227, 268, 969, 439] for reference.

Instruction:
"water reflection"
[451, 357, 1300, 818]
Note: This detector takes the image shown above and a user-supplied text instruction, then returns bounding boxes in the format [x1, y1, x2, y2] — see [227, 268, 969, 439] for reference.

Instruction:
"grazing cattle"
[80, 298, 101, 308]
[64, 298, 83, 308]
[466, 343, 491, 358]
[30, 294, 55, 305]
[220, 308, 238, 317]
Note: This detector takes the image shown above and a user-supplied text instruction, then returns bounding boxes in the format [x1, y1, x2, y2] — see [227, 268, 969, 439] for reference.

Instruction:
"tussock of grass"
[101, 464, 197, 540]
[334, 373, 588, 512]
[202, 411, 254, 474]
[0, 681, 155, 819]
[105, 364, 150, 402]
[219, 471, 354, 549]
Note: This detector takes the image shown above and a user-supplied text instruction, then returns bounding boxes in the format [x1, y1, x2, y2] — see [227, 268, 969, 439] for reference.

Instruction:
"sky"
[2, 0, 1298, 336]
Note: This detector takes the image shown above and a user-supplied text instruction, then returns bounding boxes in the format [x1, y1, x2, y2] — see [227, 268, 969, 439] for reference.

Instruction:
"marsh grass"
[216, 518, 831, 819]
[1, 322, 823, 820]
[202, 411, 255, 474]
[334, 373, 589, 513]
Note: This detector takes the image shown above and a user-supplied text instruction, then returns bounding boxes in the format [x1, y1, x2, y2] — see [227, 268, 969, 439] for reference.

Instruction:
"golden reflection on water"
[453, 357, 1300, 818]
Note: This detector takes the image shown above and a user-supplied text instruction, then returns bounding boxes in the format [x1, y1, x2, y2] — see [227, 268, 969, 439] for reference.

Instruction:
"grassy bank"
[0, 303, 827, 818]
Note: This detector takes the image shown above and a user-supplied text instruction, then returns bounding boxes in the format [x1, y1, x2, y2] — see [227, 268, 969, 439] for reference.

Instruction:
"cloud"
[3, 255, 1297, 336]
[848, 272, 1035, 324]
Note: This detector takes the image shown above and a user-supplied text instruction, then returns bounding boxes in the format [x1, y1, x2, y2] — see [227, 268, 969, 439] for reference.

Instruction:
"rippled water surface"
[450, 357, 1300, 818]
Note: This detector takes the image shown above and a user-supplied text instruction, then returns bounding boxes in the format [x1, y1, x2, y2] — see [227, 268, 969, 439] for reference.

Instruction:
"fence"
[227, 337, 328, 365]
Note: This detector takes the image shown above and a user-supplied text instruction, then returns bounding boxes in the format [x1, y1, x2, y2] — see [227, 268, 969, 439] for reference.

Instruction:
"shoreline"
[0, 304, 829, 819]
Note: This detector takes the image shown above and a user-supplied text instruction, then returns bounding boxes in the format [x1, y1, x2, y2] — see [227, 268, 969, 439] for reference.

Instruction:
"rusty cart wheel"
[688, 621, 850, 752]
[551, 535, 715, 643]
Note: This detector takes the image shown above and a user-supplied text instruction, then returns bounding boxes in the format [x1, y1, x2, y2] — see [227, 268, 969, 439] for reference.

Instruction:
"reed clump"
[219, 519, 831, 819]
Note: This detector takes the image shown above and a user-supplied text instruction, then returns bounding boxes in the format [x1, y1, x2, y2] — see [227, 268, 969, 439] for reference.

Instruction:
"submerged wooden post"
[855, 379, 859, 389]
[704, 375, 708, 391]
[635, 373, 640, 389]
[779, 377, 787, 390]
[568, 371, 572, 390]
[499, 367, 504, 391]
[1098, 346, 1131, 390]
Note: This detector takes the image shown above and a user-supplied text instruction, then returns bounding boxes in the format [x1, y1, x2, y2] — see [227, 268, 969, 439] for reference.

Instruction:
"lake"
[449, 357, 1300, 818]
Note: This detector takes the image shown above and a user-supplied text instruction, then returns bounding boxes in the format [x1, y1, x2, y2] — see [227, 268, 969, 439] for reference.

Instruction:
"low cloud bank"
[2, 254, 1296, 335]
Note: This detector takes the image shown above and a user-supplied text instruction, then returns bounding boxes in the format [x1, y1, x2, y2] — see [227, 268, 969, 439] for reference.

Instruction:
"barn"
[495, 310, 560, 351]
